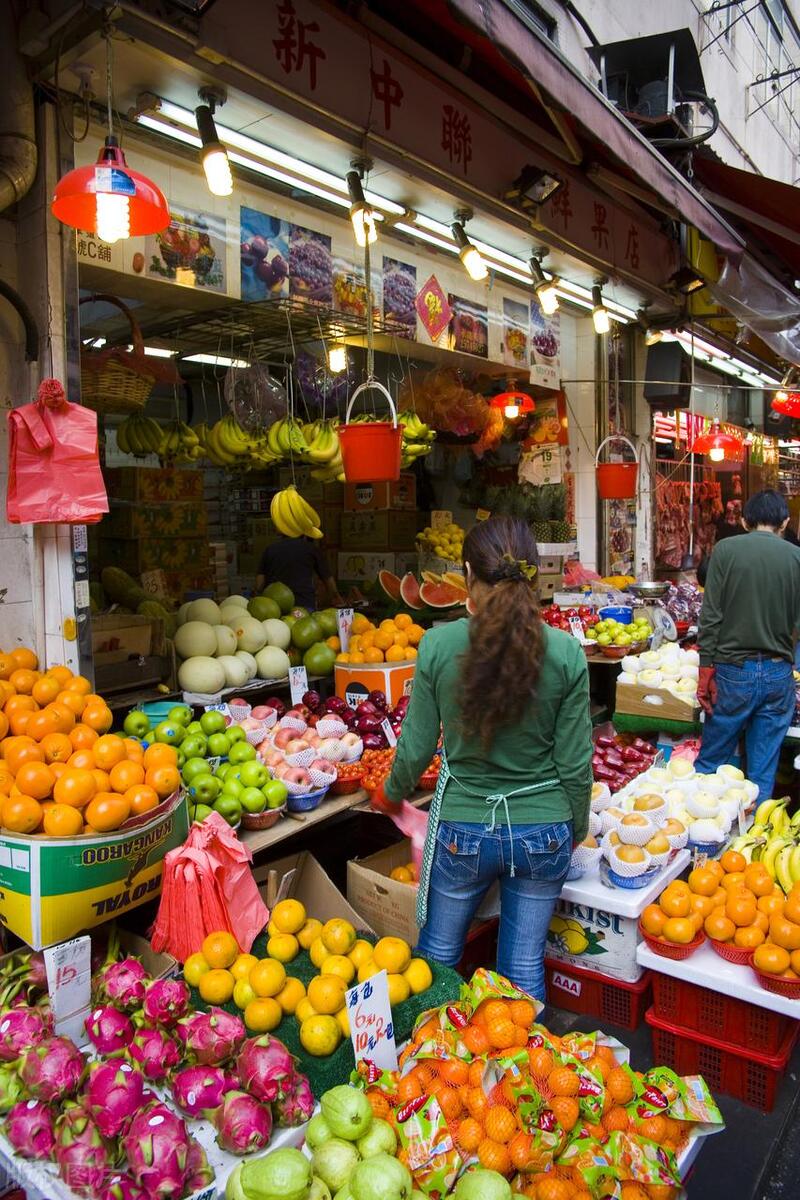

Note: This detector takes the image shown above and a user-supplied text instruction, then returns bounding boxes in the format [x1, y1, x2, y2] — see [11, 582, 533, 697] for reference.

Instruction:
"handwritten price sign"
[337, 607, 354, 653]
[44, 936, 92, 1045]
[345, 969, 397, 1071]
[289, 665, 309, 706]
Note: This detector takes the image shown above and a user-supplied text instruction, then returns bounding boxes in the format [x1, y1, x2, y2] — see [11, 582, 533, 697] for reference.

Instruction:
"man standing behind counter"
[695, 489, 800, 802]
[255, 534, 343, 612]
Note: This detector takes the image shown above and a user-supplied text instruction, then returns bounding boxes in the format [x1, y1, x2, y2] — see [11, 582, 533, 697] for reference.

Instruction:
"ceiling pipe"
[0, 4, 38, 212]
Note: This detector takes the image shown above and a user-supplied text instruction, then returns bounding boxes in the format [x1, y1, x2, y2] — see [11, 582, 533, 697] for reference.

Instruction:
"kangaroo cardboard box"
[0, 792, 189, 950]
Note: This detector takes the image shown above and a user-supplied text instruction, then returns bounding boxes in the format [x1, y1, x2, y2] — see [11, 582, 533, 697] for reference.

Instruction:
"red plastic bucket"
[339, 380, 404, 483]
[595, 435, 638, 500]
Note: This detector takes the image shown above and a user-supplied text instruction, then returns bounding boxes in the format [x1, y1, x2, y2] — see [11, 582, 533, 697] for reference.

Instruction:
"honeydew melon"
[174, 621, 218, 659]
[214, 625, 238, 656]
[262, 618, 292, 650]
[235, 650, 258, 681]
[178, 656, 226, 694]
[216, 655, 250, 688]
[255, 646, 291, 680]
[186, 598, 222, 625]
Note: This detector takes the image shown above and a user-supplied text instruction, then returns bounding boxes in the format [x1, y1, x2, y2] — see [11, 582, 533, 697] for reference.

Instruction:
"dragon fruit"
[4, 1099, 56, 1159]
[85, 1059, 146, 1138]
[99, 1175, 149, 1200]
[86, 1005, 135, 1056]
[177, 1006, 246, 1065]
[96, 958, 151, 1012]
[127, 1026, 180, 1081]
[20, 1035, 84, 1101]
[185, 1141, 215, 1192]
[214, 1089, 273, 1155]
[0, 1006, 46, 1061]
[0, 1063, 23, 1113]
[274, 1072, 315, 1127]
[124, 1102, 192, 1199]
[171, 1064, 238, 1118]
[55, 1103, 114, 1198]
[141, 978, 190, 1028]
[236, 1034, 297, 1103]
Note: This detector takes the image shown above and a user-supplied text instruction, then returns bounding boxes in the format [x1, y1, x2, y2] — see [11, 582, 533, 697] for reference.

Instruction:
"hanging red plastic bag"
[6, 378, 109, 524]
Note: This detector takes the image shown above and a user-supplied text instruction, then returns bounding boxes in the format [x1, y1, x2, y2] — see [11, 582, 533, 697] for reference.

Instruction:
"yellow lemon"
[276, 976, 306, 1015]
[348, 939, 374, 969]
[321, 918, 356, 955]
[307, 973, 347, 1015]
[267, 919, 280, 937]
[322, 954, 356, 985]
[267, 933, 300, 964]
[387, 973, 411, 1006]
[201, 930, 239, 969]
[336, 1006, 350, 1037]
[298, 918, 324, 950]
[404, 958, 433, 995]
[182, 952, 210, 988]
[230, 953, 259, 982]
[295, 997, 317, 1023]
[249, 958, 286, 998]
[233, 978, 257, 1010]
[244, 997, 282, 1033]
[300, 1014, 342, 1057]
[198, 968, 235, 1005]
[373, 936, 411, 974]
[309, 936, 329, 969]
[271, 898, 306, 935]
[357, 959, 381, 984]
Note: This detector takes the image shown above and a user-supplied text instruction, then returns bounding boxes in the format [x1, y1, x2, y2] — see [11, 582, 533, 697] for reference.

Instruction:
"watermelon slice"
[399, 572, 424, 610]
[419, 580, 465, 608]
[378, 569, 402, 602]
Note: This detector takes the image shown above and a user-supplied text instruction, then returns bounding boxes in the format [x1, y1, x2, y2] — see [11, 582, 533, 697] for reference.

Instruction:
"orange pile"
[0, 647, 178, 837]
[336, 612, 425, 665]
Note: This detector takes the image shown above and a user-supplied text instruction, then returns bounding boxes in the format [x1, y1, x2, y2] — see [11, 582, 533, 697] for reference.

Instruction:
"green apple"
[215, 762, 231, 780]
[239, 787, 267, 814]
[614, 634, 631, 646]
[123, 710, 151, 738]
[207, 732, 231, 757]
[228, 741, 256, 765]
[176, 749, 185, 768]
[263, 780, 288, 809]
[226, 726, 246, 745]
[200, 710, 228, 736]
[226, 765, 245, 784]
[220, 777, 244, 799]
[154, 720, 185, 745]
[585, 628, 598, 640]
[597, 633, 612, 646]
[168, 705, 193, 727]
[185, 721, 204, 736]
[188, 774, 220, 804]
[189, 803, 214, 823]
[239, 760, 268, 788]
[182, 757, 211, 784]
[213, 795, 243, 826]
[181, 734, 208, 760]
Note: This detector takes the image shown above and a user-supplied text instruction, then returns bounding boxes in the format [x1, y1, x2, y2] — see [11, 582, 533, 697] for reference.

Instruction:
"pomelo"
[249, 596, 281, 621]
[262, 582, 295, 614]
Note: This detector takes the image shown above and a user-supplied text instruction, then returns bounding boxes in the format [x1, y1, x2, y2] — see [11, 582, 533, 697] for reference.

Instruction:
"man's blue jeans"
[695, 658, 795, 801]
[415, 818, 572, 1000]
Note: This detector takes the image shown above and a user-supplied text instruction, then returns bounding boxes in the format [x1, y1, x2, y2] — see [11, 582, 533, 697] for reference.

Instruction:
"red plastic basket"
[710, 939, 756, 966]
[645, 1006, 799, 1111]
[650, 970, 793, 1056]
[545, 959, 652, 1031]
[638, 921, 705, 960]
[753, 967, 800, 999]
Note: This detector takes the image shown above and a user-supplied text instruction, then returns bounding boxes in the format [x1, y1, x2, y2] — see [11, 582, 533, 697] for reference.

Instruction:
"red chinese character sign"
[416, 275, 451, 343]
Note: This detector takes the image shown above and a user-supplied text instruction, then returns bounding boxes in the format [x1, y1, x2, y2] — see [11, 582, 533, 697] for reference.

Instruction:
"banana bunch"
[116, 413, 165, 458]
[729, 797, 800, 894]
[199, 416, 280, 470]
[270, 484, 323, 539]
[159, 420, 203, 464]
[266, 417, 310, 459]
[304, 418, 345, 481]
[399, 410, 436, 469]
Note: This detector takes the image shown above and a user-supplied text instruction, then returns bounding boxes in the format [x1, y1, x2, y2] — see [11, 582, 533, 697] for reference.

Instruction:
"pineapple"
[549, 484, 571, 543]
[530, 487, 551, 544]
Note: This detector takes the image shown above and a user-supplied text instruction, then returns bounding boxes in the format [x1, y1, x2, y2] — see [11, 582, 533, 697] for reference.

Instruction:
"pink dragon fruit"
[124, 1102, 192, 1199]
[20, 1035, 84, 1102]
[99, 1175, 149, 1200]
[0, 1063, 23, 1113]
[0, 1006, 46, 1061]
[97, 958, 151, 1012]
[127, 1026, 180, 1081]
[274, 1072, 315, 1126]
[55, 1103, 114, 1198]
[171, 1064, 238, 1118]
[185, 1141, 215, 1192]
[4, 1099, 56, 1159]
[85, 1059, 146, 1138]
[177, 1006, 246, 1066]
[141, 978, 190, 1028]
[86, 1005, 134, 1056]
[236, 1034, 297, 1103]
[214, 1090, 273, 1155]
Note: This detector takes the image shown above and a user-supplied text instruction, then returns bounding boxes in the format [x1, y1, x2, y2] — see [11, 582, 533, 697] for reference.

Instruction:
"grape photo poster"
[502, 297, 529, 368]
[448, 295, 488, 358]
[530, 300, 561, 389]
[289, 225, 333, 305]
[240, 207, 290, 301]
[383, 257, 417, 338]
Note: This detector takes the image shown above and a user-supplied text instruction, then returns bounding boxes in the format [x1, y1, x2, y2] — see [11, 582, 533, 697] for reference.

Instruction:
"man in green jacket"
[696, 489, 800, 800]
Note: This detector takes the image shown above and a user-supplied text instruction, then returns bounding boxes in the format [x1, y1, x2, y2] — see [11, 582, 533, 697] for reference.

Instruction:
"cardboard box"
[253, 850, 375, 935]
[104, 503, 207, 539]
[278, 467, 324, 505]
[97, 537, 209, 573]
[344, 474, 417, 511]
[104, 466, 204, 503]
[615, 681, 700, 724]
[348, 839, 420, 944]
[335, 661, 416, 709]
[337, 551, 396, 588]
[340, 511, 423, 551]
[91, 614, 165, 665]
[546, 897, 643, 983]
[0, 792, 189, 950]
[321, 505, 342, 544]
[538, 573, 562, 601]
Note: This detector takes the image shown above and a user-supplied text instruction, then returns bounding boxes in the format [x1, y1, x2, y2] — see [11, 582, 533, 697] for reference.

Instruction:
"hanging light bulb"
[195, 90, 233, 197]
[691, 418, 742, 462]
[95, 188, 129, 244]
[529, 254, 559, 316]
[347, 170, 377, 247]
[451, 214, 488, 281]
[490, 391, 534, 420]
[328, 344, 347, 373]
[592, 283, 610, 335]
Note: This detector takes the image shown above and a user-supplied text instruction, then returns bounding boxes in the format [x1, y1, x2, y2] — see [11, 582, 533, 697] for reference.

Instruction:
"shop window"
[503, 0, 557, 42]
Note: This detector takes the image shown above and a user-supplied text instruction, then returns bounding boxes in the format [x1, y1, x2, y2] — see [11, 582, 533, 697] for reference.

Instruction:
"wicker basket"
[80, 294, 160, 414]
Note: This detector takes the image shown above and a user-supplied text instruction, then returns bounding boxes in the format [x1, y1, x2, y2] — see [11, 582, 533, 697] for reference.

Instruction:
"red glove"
[697, 666, 717, 715]
[370, 781, 401, 814]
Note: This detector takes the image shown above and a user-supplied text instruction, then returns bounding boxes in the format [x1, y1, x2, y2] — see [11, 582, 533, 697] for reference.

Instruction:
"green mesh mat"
[189, 934, 462, 1097]
[612, 711, 700, 737]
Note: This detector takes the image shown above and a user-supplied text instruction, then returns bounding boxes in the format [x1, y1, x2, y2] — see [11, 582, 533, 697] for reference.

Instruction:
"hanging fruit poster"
[289, 225, 333, 305]
[146, 207, 227, 292]
[333, 254, 369, 318]
[383, 257, 417, 338]
[530, 301, 561, 389]
[240, 207, 290, 300]
[502, 297, 529, 367]
[448, 295, 488, 358]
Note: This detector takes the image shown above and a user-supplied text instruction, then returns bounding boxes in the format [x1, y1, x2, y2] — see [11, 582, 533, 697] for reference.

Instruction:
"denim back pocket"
[518, 822, 571, 881]
[435, 822, 482, 880]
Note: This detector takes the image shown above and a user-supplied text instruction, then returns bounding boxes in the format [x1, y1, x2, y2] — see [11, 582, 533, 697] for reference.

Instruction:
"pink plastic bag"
[389, 801, 428, 874]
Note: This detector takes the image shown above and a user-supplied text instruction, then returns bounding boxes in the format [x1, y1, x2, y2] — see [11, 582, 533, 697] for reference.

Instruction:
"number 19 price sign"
[345, 969, 397, 1072]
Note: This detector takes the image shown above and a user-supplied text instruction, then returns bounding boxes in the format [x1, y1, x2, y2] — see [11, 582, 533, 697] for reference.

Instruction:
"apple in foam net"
[286, 738, 309, 755]
[251, 705, 276, 722]
[263, 749, 283, 769]
[634, 794, 664, 812]
[273, 729, 295, 750]
[340, 733, 361, 749]
[310, 758, 336, 775]
[284, 766, 311, 785]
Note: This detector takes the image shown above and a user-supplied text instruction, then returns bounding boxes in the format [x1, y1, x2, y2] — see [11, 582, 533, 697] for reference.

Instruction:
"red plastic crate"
[651, 969, 795, 1056]
[645, 1006, 799, 1111]
[545, 958, 652, 1030]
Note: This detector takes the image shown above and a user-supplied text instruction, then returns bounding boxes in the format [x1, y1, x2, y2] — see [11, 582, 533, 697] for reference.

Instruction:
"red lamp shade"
[690, 418, 742, 462]
[491, 391, 535, 418]
[771, 392, 800, 417]
[52, 137, 170, 240]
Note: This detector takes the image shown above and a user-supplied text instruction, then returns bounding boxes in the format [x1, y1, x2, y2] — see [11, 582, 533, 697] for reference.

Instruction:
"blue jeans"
[695, 659, 795, 802]
[416, 819, 572, 1000]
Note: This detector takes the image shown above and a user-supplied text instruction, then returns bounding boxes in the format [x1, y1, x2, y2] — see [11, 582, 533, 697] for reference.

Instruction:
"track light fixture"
[195, 88, 233, 197]
[451, 210, 487, 281]
[529, 252, 559, 316]
[592, 281, 610, 335]
[347, 165, 377, 248]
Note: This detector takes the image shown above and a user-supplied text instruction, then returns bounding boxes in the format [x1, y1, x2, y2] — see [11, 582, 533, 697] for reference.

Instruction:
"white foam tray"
[560, 849, 691, 919]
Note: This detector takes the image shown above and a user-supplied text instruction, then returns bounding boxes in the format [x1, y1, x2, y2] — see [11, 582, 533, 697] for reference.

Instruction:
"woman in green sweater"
[373, 516, 592, 999]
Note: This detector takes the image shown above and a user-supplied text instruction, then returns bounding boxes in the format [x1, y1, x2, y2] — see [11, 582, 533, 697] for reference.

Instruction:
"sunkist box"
[335, 661, 416, 709]
[545, 897, 643, 983]
[0, 792, 189, 950]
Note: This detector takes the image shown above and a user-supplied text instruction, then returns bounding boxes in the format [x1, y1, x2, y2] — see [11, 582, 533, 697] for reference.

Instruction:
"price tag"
[568, 617, 584, 641]
[381, 718, 397, 748]
[44, 936, 92, 1045]
[518, 444, 562, 486]
[205, 702, 231, 718]
[345, 969, 397, 1072]
[652, 750, 666, 769]
[475, 509, 491, 522]
[431, 510, 452, 531]
[289, 665, 309, 705]
[738, 798, 748, 836]
[141, 569, 170, 600]
[71, 526, 88, 553]
[337, 607, 354, 653]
